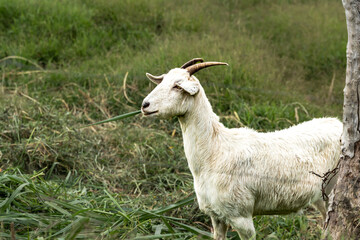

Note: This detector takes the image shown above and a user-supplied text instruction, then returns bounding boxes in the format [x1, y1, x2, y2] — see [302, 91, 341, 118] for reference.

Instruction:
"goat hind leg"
[211, 216, 228, 240]
[312, 199, 327, 221]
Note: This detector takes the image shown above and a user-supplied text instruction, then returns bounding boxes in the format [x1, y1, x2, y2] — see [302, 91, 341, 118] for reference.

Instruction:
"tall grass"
[0, 0, 346, 238]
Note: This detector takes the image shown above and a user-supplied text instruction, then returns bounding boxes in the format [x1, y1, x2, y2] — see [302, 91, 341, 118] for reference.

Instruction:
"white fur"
[142, 68, 342, 239]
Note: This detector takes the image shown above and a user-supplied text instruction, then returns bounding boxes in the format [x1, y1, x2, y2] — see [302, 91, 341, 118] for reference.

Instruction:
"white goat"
[141, 58, 342, 240]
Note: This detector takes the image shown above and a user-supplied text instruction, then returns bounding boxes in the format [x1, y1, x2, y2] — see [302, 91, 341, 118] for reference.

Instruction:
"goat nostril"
[142, 102, 150, 109]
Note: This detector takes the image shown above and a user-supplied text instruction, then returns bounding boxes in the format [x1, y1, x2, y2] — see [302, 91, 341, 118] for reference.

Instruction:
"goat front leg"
[211, 216, 228, 240]
[229, 216, 255, 240]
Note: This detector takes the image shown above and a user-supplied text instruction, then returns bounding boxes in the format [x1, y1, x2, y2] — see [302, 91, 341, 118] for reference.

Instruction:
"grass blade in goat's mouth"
[83, 110, 141, 127]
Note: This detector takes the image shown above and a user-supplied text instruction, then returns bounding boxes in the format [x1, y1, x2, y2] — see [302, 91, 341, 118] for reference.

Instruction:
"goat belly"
[251, 177, 320, 215]
[195, 171, 321, 218]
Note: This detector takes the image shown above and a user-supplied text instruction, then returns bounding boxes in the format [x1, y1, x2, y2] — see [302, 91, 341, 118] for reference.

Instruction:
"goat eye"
[173, 85, 182, 90]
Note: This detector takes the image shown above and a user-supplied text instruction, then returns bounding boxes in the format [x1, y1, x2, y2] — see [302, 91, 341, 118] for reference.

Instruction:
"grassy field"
[0, 0, 347, 239]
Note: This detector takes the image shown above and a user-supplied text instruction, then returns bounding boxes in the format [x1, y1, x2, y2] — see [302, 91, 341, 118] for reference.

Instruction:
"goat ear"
[146, 73, 165, 84]
[176, 81, 199, 95]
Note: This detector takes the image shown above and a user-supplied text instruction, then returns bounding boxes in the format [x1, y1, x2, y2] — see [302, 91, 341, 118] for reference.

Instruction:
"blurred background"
[0, 0, 346, 239]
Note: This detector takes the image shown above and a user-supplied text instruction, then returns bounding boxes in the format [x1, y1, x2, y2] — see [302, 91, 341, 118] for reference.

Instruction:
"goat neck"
[178, 86, 224, 177]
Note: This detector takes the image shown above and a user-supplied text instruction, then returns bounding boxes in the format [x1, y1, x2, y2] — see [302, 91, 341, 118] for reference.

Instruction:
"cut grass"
[0, 168, 210, 239]
[83, 110, 142, 128]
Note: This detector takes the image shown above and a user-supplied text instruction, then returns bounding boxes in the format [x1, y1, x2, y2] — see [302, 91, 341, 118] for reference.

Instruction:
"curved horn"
[180, 58, 204, 69]
[146, 73, 165, 84]
[186, 61, 228, 76]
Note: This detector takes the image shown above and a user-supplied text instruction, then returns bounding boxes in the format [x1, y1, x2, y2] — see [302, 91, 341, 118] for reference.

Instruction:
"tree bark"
[324, 1, 360, 239]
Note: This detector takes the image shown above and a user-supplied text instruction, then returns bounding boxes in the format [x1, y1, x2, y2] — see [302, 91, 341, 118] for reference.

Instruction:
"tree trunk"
[324, 1, 360, 239]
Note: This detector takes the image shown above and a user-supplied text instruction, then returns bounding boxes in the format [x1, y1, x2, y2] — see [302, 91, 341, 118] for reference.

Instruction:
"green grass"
[0, 0, 346, 239]
[0, 168, 209, 239]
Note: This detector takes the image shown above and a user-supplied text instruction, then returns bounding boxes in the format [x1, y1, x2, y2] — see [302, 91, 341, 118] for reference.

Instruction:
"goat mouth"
[143, 110, 159, 116]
